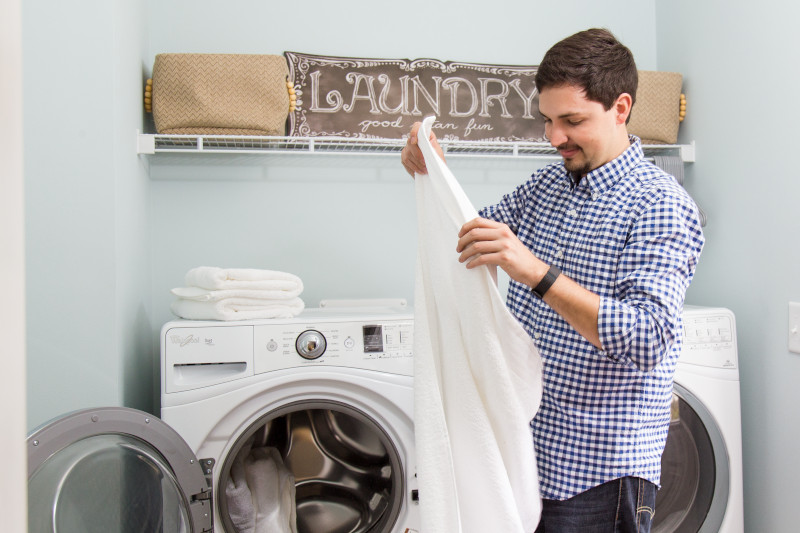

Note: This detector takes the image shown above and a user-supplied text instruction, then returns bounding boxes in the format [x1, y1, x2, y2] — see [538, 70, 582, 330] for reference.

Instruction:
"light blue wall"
[656, 2, 800, 531]
[24, 0, 119, 425]
[113, 0, 154, 412]
[23, 0, 150, 429]
[144, 1, 658, 68]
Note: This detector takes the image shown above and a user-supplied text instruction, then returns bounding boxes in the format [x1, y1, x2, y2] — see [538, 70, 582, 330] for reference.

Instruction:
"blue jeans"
[534, 477, 657, 533]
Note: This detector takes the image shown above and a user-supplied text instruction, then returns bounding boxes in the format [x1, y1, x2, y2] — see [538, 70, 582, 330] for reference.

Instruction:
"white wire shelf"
[137, 133, 695, 163]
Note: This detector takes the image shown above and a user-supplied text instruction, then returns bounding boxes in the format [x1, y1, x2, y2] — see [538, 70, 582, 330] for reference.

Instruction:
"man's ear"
[614, 93, 633, 125]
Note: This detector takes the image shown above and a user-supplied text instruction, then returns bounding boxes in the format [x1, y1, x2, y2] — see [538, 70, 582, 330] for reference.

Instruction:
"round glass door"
[653, 383, 729, 533]
[28, 407, 210, 533]
[29, 434, 190, 533]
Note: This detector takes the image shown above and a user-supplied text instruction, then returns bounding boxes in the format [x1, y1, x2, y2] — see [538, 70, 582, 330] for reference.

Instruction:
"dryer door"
[28, 407, 213, 533]
[653, 383, 729, 533]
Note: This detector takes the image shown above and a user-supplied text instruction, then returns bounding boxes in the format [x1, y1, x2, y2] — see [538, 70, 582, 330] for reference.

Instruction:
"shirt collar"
[565, 135, 644, 195]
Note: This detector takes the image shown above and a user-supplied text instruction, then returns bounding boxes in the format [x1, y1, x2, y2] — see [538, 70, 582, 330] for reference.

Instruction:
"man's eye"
[568, 120, 583, 126]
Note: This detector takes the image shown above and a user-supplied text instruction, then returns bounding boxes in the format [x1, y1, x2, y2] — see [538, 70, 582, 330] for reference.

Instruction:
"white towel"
[245, 447, 298, 533]
[170, 297, 305, 321]
[171, 287, 303, 301]
[413, 115, 543, 533]
[184, 267, 304, 293]
[171, 267, 306, 321]
[226, 439, 256, 533]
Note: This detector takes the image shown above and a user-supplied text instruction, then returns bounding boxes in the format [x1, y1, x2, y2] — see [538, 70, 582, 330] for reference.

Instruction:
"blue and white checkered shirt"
[479, 137, 704, 500]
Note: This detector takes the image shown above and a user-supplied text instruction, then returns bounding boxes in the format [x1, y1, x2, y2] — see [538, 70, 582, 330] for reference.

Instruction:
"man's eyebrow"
[540, 110, 584, 120]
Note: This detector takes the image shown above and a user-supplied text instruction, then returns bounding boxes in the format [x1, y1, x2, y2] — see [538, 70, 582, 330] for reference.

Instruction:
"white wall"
[655, 2, 800, 531]
[1, 0, 28, 528]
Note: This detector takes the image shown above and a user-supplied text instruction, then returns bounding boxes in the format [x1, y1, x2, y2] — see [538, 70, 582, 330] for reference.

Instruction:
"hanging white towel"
[184, 267, 304, 293]
[413, 115, 543, 533]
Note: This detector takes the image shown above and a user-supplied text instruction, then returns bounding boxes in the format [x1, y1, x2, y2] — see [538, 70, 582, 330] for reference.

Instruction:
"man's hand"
[400, 121, 445, 177]
[456, 217, 547, 287]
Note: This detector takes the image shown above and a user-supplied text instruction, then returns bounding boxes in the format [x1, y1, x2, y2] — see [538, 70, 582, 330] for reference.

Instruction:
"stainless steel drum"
[218, 400, 404, 533]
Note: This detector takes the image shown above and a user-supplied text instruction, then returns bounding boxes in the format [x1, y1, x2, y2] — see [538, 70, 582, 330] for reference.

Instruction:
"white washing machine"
[27, 304, 419, 533]
[653, 306, 744, 533]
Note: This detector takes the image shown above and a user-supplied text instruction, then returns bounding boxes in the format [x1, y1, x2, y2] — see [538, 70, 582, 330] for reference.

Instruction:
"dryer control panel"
[681, 306, 738, 369]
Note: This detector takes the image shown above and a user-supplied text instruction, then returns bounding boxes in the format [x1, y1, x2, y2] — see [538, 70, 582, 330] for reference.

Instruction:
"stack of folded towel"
[170, 266, 305, 321]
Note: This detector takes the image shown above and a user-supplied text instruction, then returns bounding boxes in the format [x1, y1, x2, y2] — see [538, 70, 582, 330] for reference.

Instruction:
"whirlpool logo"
[170, 334, 199, 347]
[169, 334, 215, 347]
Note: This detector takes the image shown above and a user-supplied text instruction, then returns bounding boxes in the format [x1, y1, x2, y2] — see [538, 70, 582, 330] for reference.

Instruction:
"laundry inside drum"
[220, 403, 404, 533]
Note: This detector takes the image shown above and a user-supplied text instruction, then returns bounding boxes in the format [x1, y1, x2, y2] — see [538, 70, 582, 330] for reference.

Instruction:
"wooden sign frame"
[285, 51, 545, 142]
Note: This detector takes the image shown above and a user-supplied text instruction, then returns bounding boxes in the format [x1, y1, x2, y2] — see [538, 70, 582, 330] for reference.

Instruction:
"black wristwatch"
[531, 265, 561, 298]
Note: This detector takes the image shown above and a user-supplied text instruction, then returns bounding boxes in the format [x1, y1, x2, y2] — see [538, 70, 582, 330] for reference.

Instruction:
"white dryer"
[653, 306, 744, 533]
[160, 305, 418, 533]
[26, 304, 418, 533]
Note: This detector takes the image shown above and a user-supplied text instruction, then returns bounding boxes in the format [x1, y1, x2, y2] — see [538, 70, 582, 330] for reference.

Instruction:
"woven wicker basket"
[628, 71, 683, 144]
[151, 53, 289, 135]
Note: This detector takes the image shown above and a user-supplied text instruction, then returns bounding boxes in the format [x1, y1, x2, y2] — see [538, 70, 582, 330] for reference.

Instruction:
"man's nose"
[546, 123, 567, 147]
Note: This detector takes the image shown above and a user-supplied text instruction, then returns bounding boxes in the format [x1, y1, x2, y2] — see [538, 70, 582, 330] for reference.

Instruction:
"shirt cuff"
[597, 296, 665, 372]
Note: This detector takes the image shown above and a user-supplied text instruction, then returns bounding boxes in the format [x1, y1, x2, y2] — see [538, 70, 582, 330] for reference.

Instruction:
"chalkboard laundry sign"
[284, 51, 544, 142]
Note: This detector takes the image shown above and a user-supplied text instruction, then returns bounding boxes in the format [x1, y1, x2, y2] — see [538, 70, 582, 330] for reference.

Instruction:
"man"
[401, 28, 704, 532]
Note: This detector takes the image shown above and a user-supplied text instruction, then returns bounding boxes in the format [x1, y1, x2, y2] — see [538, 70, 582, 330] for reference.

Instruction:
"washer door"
[653, 383, 729, 533]
[28, 407, 213, 533]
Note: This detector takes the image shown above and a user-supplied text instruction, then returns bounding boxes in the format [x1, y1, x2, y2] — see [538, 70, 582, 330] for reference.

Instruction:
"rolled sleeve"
[597, 190, 704, 372]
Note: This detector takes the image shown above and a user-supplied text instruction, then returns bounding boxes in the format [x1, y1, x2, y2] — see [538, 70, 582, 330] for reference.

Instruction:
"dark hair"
[535, 28, 638, 116]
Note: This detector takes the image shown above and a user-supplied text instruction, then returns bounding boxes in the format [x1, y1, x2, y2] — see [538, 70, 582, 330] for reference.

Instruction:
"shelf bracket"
[680, 140, 696, 163]
[137, 132, 155, 155]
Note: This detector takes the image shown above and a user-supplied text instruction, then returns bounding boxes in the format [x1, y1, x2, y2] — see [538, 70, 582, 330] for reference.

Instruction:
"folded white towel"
[171, 267, 306, 321]
[171, 286, 302, 301]
[170, 297, 305, 321]
[184, 267, 304, 293]
[413, 116, 543, 533]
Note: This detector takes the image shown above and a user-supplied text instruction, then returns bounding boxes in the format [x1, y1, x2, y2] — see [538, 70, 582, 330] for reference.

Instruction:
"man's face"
[539, 84, 626, 177]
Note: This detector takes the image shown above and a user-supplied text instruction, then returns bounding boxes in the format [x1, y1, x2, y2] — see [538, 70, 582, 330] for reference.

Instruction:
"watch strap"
[532, 265, 561, 298]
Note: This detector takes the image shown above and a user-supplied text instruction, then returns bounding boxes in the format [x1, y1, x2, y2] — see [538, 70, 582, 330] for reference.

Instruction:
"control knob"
[295, 330, 326, 360]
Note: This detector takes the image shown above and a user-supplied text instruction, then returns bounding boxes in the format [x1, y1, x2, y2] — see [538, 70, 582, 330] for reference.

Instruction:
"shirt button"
[533, 332, 541, 340]
[554, 249, 564, 259]
[567, 209, 578, 217]
[592, 192, 600, 201]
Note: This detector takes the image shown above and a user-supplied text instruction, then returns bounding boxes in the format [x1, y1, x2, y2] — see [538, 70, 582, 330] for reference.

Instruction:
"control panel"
[681, 307, 738, 369]
[254, 318, 414, 376]
[162, 312, 414, 394]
